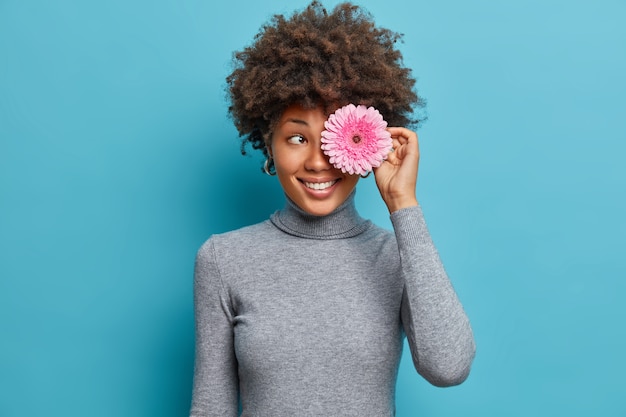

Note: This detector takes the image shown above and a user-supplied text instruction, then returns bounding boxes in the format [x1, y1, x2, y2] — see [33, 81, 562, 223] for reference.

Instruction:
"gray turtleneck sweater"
[190, 193, 475, 417]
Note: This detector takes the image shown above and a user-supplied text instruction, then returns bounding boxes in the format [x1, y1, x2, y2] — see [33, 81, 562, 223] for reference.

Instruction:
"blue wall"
[1, 0, 625, 416]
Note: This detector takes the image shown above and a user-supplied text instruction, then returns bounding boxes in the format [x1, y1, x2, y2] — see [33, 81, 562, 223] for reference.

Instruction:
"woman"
[190, 2, 475, 416]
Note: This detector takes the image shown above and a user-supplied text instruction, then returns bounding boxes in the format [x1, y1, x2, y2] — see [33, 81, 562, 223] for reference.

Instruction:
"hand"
[373, 127, 420, 213]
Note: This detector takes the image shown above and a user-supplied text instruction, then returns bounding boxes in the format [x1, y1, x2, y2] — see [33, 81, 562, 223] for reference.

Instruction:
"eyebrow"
[281, 118, 309, 127]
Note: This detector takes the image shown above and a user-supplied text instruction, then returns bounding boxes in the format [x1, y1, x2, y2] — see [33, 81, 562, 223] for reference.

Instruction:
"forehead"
[277, 104, 327, 127]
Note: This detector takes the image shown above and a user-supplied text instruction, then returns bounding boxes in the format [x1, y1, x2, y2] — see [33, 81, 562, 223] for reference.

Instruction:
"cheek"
[273, 156, 292, 175]
[273, 155, 300, 187]
[345, 176, 360, 191]
[273, 146, 303, 174]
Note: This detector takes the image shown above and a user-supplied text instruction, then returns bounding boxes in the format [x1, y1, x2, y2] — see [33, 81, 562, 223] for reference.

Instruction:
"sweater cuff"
[389, 204, 435, 248]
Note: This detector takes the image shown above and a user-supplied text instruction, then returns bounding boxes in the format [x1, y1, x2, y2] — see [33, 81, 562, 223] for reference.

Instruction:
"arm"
[392, 206, 475, 386]
[190, 239, 239, 416]
[374, 127, 475, 386]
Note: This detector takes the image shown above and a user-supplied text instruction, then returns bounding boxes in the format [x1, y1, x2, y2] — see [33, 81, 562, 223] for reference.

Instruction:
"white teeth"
[304, 180, 337, 190]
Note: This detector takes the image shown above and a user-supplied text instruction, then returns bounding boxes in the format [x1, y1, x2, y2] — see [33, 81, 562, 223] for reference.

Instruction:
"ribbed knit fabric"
[269, 191, 371, 239]
[190, 192, 475, 417]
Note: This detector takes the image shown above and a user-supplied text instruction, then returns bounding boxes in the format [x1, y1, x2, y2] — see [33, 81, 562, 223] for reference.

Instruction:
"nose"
[304, 141, 332, 172]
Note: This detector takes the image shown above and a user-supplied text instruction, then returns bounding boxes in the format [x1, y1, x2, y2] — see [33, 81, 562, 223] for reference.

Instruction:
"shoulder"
[360, 205, 431, 253]
[195, 219, 279, 265]
[364, 221, 394, 239]
[198, 219, 272, 249]
[356, 221, 398, 254]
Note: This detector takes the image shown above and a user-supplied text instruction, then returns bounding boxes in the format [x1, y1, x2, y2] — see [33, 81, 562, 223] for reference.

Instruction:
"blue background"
[1, 0, 625, 415]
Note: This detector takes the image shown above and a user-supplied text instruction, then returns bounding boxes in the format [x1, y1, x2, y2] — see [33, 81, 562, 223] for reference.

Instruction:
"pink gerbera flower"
[321, 104, 392, 176]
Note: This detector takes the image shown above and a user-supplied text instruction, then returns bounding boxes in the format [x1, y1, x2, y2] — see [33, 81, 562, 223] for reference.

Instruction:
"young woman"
[190, 2, 475, 416]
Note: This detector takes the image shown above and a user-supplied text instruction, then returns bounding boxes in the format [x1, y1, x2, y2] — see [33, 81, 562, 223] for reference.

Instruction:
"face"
[270, 104, 360, 216]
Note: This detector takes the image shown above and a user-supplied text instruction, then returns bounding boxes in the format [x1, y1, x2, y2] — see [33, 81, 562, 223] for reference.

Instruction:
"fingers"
[389, 128, 418, 147]
[388, 127, 418, 142]
[386, 127, 419, 162]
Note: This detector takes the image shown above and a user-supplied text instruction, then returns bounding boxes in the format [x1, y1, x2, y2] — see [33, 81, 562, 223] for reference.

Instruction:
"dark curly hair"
[226, 1, 424, 169]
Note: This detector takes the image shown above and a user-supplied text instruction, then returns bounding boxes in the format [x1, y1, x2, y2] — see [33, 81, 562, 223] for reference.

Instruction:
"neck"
[270, 191, 371, 239]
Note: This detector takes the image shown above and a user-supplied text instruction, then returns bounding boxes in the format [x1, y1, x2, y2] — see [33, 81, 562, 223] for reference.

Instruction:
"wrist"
[385, 196, 418, 213]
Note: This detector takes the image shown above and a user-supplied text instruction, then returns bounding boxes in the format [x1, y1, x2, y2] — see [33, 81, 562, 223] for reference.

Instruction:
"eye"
[287, 135, 307, 145]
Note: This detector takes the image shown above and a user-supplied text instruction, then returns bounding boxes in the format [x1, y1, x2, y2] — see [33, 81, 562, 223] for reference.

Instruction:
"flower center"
[352, 135, 362, 144]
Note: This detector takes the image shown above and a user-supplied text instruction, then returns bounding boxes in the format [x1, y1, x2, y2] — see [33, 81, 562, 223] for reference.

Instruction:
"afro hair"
[226, 1, 424, 166]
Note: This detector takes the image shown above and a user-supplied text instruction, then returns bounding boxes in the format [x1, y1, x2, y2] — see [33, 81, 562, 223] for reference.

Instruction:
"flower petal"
[320, 104, 392, 175]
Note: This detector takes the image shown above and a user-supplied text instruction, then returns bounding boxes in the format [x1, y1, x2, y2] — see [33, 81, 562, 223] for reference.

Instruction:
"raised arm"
[391, 206, 475, 386]
[375, 127, 475, 386]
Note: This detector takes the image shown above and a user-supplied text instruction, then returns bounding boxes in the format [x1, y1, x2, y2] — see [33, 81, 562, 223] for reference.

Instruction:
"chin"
[303, 205, 335, 216]
[294, 197, 344, 216]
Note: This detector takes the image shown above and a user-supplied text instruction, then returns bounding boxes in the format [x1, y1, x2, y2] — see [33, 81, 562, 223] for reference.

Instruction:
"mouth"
[301, 179, 339, 191]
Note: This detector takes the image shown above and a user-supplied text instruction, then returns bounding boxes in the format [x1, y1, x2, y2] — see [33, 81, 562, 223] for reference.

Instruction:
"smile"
[302, 180, 338, 190]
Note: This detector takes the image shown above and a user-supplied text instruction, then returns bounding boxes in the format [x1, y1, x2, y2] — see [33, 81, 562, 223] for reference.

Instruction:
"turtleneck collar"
[270, 190, 371, 240]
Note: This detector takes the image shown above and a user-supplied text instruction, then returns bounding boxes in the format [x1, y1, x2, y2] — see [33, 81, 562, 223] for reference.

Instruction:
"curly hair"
[226, 1, 424, 167]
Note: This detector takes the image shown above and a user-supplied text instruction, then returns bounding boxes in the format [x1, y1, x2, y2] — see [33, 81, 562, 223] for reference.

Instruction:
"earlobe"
[263, 157, 276, 176]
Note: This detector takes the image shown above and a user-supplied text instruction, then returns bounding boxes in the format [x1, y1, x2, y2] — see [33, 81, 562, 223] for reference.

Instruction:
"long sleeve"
[189, 193, 475, 415]
[190, 239, 239, 417]
[391, 205, 476, 387]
